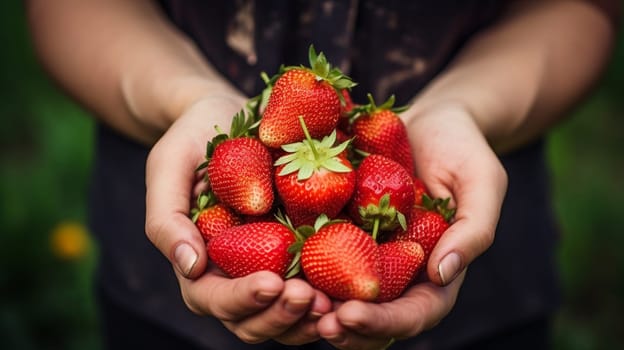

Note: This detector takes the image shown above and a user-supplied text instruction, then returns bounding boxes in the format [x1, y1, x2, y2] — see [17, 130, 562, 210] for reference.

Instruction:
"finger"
[428, 155, 507, 285]
[318, 313, 390, 350]
[326, 271, 465, 340]
[178, 268, 285, 319]
[222, 278, 320, 344]
[145, 125, 208, 279]
[273, 289, 333, 345]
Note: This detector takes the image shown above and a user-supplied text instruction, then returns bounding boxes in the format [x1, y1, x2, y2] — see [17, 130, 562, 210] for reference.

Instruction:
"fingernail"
[255, 291, 279, 305]
[284, 299, 311, 315]
[438, 252, 462, 285]
[174, 243, 198, 277]
[309, 311, 324, 320]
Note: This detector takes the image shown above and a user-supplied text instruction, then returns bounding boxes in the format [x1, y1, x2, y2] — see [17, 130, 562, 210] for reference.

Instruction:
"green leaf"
[198, 194, 209, 209]
[332, 78, 357, 90]
[397, 211, 407, 231]
[308, 45, 318, 69]
[274, 153, 299, 166]
[280, 142, 304, 153]
[191, 211, 200, 223]
[322, 158, 352, 173]
[298, 162, 315, 180]
[285, 251, 302, 279]
[297, 225, 316, 238]
[195, 160, 208, 172]
[313, 214, 330, 232]
[279, 161, 302, 176]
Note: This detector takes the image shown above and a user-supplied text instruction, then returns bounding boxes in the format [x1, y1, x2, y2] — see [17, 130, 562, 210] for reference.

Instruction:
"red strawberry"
[191, 192, 241, 243]
[301, 217, 380, 301]
[390, 196, 456, 258]
[340, 88, 355, 116]
[351, 94, 415, 175]
[203, 111, 275, 215]
[207, 221, 296, 278]
[337, 89, 357, 133]
[348, 154, 415, 240]
[274, 118, 355, 226]
[259, 45, 355, 148]
[412, 177, 429, 207]
[376, 240, 425, 302]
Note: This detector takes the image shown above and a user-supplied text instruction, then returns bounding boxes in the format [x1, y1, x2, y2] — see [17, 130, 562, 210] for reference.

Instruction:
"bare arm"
[26, 0, 245, 145]
[406, 0, 618, 153]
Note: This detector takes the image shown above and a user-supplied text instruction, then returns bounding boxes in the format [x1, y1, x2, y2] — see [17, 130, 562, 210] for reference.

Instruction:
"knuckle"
[144, 215, 167, 249]
[180, 289, 206, 316]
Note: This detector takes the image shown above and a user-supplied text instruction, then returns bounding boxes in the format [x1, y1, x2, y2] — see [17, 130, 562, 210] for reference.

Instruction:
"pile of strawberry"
[191, 46, 455, 303]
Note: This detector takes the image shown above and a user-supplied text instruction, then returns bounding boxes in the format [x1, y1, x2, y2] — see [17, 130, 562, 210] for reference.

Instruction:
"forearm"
[406, 0, 617, 153]
[26, 0, 245, 145]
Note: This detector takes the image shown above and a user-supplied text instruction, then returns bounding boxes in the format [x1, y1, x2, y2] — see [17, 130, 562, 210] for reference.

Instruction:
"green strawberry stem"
[371, 217, 381, 241]
[351, 94, 409, 118]
[275, 119, 351, 181]
[298, 115, 320, 160]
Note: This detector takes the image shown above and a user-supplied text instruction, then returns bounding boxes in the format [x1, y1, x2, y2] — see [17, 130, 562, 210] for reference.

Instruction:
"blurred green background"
[1, 1, 623, 349]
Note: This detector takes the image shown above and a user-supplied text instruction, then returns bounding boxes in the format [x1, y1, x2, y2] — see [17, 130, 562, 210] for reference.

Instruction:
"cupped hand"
[403, 102, 508, 286]
[144, 96, 331, 345]
[318, 102, 507, 349]
[318, 271, 465, 350]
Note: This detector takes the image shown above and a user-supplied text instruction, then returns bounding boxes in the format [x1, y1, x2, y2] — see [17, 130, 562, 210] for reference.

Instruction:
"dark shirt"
[89, 1, 561, 349]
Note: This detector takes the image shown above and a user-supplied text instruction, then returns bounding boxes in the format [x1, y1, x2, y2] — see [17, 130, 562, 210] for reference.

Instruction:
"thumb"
[426, 159, 507, 286]
[145, 123, 208, 279]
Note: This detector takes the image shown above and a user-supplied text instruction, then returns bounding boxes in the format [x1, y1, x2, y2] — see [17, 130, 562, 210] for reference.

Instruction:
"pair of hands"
[144, 96, 507, 349]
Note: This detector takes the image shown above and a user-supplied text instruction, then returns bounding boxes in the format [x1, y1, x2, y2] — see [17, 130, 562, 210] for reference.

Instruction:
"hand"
[144, 96, 331, 345]
[317, 272, 465, 350]
[317, 103, 507, 349]
[404, 102, 508, 286]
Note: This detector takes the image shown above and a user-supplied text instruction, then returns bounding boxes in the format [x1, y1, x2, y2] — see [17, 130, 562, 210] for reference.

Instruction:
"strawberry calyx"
[275, 211, 309, 279]
[263, 45, 356, 100]
[305, 45, 356, 91]
[197, 109, 260, 171]
[350, 93, 409, 121]
[420, 194, 457, 222]
[358, 193, 407, 241]
[190, 192, 218, 223]
[274, 116, 352, 181]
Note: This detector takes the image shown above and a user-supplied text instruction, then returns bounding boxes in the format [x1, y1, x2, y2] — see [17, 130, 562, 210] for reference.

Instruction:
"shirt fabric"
[89, 1, 561, 349]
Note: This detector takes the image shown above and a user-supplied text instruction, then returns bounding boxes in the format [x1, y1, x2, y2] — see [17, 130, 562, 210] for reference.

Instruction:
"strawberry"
[259, 45, 355, 148]
[300, 216, 380, 301]
[390, 195, 456, 258]
[190, 192, 241, 243]
[207, 221, 296, 278]
[351, 94, 415, 175]
[202, 110, 275, 215]
[274, 117, 355, 226]
[337, 89, 356, 133]
[376, 240, 425, 302]
[348, 154, 415, 240]
[412, 176, 429, 207]
[340, 88, 355, 116]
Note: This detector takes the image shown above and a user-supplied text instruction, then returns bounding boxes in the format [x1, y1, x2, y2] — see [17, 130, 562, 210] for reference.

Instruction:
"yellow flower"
[50, 221, 90, 259]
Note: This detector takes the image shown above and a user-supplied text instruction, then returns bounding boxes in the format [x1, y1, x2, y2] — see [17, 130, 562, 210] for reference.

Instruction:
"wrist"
[122, 73, 247, 133]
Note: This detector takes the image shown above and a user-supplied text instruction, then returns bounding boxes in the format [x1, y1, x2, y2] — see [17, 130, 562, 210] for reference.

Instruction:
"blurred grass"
[0, 1, 99, 350]
[1, 1, 623, 349]
[549, 22, 624, 349]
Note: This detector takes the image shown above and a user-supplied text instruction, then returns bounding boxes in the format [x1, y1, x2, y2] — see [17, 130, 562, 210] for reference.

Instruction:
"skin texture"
[26, 0, 618, 348]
